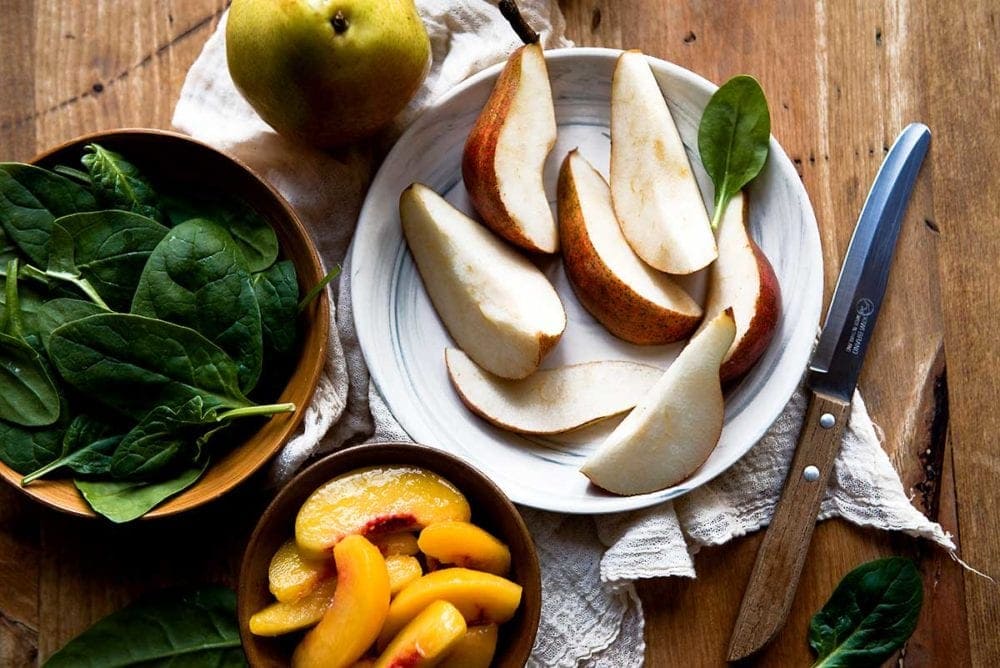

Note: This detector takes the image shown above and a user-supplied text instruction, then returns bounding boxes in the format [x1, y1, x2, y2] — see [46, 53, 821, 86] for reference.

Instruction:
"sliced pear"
[610, 50, 717, 274]
[400, 184, 566, 380]
[580, 309, 736, 495]
[462, 43, 558, 253]
[445, 348, 661, 434]
[558, 149, 703, 343]
[698, 192, 781, 383]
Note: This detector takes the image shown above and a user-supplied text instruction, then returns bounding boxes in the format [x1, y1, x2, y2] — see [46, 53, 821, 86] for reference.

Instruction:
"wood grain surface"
[1, 1, 996, 666]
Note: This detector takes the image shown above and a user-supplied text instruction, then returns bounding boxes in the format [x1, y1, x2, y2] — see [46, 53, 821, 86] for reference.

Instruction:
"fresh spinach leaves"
[0, 163, 97, 265]
[254, 259, 300, 360]
[82, 143, 166, 223]
[43, 586, 245, 666]
[21, 414, 123, 484]
[110, 397, 211, 480]
[33, 298, 105, 348]
[132, 219, 263, 391]
[809, 557, 923, 667]
[74, 461, 209, 524]
[0, 420, 67, 475]
[698, 75, 771, 228]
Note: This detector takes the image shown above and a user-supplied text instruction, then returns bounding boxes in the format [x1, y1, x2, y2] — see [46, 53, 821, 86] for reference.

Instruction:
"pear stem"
[498, 0, 540, 45]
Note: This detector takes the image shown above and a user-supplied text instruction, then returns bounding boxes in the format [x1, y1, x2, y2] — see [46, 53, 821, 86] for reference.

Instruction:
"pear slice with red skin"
[610, 50, 717, 274]
[580, 309, 737, 495]
[558, 149, 703, 344]
[463, 42, 558, 253]
[400, 183, 565, 380]
[445, 348, 662, 435]
[697, 192, 781, 383]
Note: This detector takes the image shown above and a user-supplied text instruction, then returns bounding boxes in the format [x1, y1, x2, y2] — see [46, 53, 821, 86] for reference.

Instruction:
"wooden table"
[1, 1, 996, 665]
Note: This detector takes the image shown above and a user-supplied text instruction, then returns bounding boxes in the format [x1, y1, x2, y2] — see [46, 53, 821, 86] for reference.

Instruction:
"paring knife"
[727, 122, 932, 661]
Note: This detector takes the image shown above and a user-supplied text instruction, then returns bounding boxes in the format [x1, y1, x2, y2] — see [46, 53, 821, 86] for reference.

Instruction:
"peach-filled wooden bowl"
[238, 442, 541, 667]
[0, 129, 329, 519]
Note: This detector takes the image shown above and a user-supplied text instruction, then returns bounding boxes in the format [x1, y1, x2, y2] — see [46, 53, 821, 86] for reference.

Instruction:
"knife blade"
[727, 122, 931, 662]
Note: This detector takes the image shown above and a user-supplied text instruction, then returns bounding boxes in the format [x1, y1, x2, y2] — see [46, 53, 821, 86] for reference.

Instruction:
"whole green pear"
[226, 0, 431, 148]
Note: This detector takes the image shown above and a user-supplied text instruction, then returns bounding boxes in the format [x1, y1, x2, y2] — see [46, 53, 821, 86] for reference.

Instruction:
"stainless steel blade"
[808, 123, 931, 401]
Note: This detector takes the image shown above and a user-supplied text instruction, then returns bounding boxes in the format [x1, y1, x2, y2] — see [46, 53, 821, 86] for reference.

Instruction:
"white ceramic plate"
[351, 48, 822, 514]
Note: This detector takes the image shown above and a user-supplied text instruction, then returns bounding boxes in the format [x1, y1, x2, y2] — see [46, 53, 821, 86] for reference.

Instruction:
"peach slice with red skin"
[269, 538, 331, 602]
[377, 567, 522, 649]
[292, 535, 391, 668]
[374, 600, 467, 668]
[385, 555, 423, 595]
[250, 575, 337, 636]
[418, 521, 511, 575]
[295, 466, 471, 560]
[438, 624, 499, 668]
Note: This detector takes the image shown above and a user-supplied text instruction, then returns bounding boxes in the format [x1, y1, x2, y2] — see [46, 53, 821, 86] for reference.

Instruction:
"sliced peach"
[374, 600, 466, 668]
[292, 535, 390, 668]
[269, 538, 331, 602]
[349, 661, 375, 668]
[250, 575, 337, 636]
[372, 531, 420, 557]
[386, 555, 423, 595]
[438, 625, 499, 668]
[418, 521, 511, 576]
[296, 466, 471, 560]
[377, 568, 522, 649]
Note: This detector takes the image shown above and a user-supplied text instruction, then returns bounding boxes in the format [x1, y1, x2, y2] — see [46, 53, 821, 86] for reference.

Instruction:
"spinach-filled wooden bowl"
[238, 442, 541, 667]
[0, 129, 329, 520]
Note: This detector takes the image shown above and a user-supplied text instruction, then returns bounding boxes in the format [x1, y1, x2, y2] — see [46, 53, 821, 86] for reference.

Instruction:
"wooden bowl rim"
[0, 127, 330, 519]
[237, 441, 542, 667]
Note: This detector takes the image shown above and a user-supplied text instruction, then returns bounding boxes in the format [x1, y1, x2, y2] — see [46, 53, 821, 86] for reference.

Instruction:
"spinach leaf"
[809, 557, 923, 667]
[43, 586, 245, 667]
[74, 461, 208, 524]
[21, 414, 124, 484]
[0, 274, 48, 340]
[132, 219, 263, 391]
[52, 165, 92, 187]
[0, 260, 61, 427]
[47, 313, 254, 419]
[697, 75, 771, 228]
[50, 210, 169, 310]
[0, 420, 66, 475]
[110, 397, 212, 480]
[254, 259, 299, 359]
[81, 143, 166, 223]
[0, 163, 97, 265]
[33, 298, 105, 348]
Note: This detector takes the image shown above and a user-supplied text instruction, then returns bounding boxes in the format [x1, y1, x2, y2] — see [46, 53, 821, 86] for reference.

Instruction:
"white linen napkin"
[173, 3, 953, 665]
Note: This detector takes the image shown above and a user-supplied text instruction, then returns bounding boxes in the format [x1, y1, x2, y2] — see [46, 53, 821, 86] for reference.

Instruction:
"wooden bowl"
[0, 128, 329, 519]
[238, 442, 542, 667]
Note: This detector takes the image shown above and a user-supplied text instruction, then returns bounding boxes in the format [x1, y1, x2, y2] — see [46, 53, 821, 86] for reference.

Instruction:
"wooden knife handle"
[727, 390, 852, 662]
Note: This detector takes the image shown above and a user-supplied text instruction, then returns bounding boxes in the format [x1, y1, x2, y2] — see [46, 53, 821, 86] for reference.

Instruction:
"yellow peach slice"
[296, 466, 471, 560]
[250, 575, 337, 636]
[292, 535, 390, 668]
[349, 661, 375, 668]
[418, 521, 512, 575]
[374, 600, 467, 668]
[386, 555, 423, 595]
[377, 568, 522, 649]
[438, 624, 499, 668]
[269, 538, 331, 602]
[372, 531, 420, 557]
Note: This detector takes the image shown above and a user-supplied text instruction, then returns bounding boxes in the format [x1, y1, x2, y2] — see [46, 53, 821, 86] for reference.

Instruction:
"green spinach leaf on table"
[697, 75, 771, 229]
[43, 586, 245, 667]
[132, 219, 264, 391]
[254, 259, 299, 360]
[81, 143, 166, 224]
[47, 312, 254, 419]
[0, 163, 97, 266]
[48, 210, 169, 310]
[32, 298, 105, 348]
[809, 557, 923, 667]
[74, 460, 208, 524]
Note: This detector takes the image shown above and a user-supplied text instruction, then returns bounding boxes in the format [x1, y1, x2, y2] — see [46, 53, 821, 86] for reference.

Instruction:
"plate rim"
[351, 46, 822, 514]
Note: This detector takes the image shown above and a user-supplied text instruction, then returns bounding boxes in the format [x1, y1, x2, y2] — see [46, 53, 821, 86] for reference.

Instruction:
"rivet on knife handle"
[727, 391, 852, 661]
